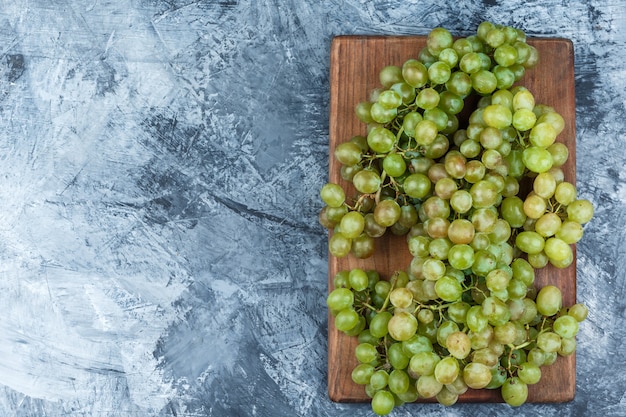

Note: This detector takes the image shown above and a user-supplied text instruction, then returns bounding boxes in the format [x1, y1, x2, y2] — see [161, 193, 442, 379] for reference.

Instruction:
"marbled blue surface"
[0, 1, 624, 416]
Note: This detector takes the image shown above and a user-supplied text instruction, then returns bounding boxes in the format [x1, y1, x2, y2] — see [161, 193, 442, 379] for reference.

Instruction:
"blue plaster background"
[0, 1, 624, 416]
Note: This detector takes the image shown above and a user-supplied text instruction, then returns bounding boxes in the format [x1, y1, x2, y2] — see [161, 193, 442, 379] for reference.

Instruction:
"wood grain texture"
[327, 36, 576, 403]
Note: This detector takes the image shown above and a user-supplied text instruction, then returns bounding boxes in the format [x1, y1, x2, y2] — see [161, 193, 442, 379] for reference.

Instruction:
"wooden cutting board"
[327, 36, 577, 403]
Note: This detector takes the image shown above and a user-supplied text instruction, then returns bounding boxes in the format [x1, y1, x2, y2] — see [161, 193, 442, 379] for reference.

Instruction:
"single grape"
[327, 287, 354, 311]
[536, 285, 563, 317]
[567, 199, 594, 224]
[335, 308, 360, 332]
[553, 314, 579, 338]
[370, 369, 389, 391]
[351, 363, 375, 385]
[320, 183, 345, 208]
[434, 356, 460, 385]
[416, 374, 443, 398]
[352, 169, 381, 194]
[329, 232, 351, 257]
[371, 389, 395, 415]
[388, 369, 410, 394]
[463, 361, 493, 389]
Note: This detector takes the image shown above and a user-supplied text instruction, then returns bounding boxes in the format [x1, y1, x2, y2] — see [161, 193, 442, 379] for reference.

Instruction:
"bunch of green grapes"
[327, 267, 588, 414]
[320, 21, 593, 415]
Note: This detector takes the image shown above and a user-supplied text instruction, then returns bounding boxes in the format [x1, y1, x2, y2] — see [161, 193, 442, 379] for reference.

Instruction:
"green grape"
[527, 347, 546, 366]
[460, 52, 483, 74]
[548, 142, 569, 167]
[553, 314, 579, 338]
[446, 331, 472, 359]
[537, 331, 562, 353]
[428, 61, 452, 84]
[382, 153, 407, 177]
[417, 308, 435, 324]
[502, 377, 528, 406]
[402, 111, 423, 137]
[435, 275, 464, 302]
[329, 232, 351, 257]
[523, 193, 547, 219]
[534, 212, 562, 238]
[409, 351, 441, 377]
[351, 234, 376, 259]
[439, 90, 464, 115]
[364, 213, 386, 238]
[427, 27, 454, 56]
[462, 362, 492, 389]
[335, 308, 360, 332]
[339, 211, 365, 239]
[402, 334, 433, 356]
[448, 301, 471, 324]
[377, 89, 402, 109]
[471, 70, 498, 95]
[434, 356, 460, 385]
[482, 104, 513, 129]
[536, 285, 562, 316]
[515, 231, 545, 255]
[500, 196, 526, 228]
[388, 369, 410, 394]
[567, 199, 594, 224]
[422, 258, 446, 281]
[402, 59, 429, 88]
[544, 237, 572, 262]
[327, 287, 354, 311]
[423, 134, 450, 158]
[370, 311, 393, 338]
[379, 65, 404, 88]
[493, 65, 515, 90]
[538, 110, 565, 134]
[486, 365, 507, 389]
[450, 190, 473, 214]
[408, 235, 431, 258]
[390, 287, 414, 309]
[320, 183, 345, 208]
[370, 369, 389, 391]
[374, 199, 402, 227]
[370, 102, 397, 124]
[352, 169, 381, 194]
[436, 386, 459, 406]
[529, 122, 558, 148]
[414, 119, 439, 146]
[470, 180, 499, 208]
[435, 177, 458, 199]
[425, 217, 450, 239]
[555, 181, 577, 205]
[533, 171, 557, 198]
[448, 245, 476, 272]
[354, 343, 379, 364]
[333, 270, 350, 289]
[334, 142, 362, 166]
[559, 336, 577, 356]
[348, 268, 369, 291]
[371, 389, 395, 415]
[355, 101, 374, 123]
[388, 342, 410, 369]
[367, 126, 397, 153]
[423, 109, 449, 134]
[417, 374, 443, 398]
[446, 71, 473, 96]
[482, 296, 511, 326]
[351, 363, 375, 385]
[568, 303, 589, 322]
[396, 384, 419, 403]
[466, 305, 489, 333]
[523, 146, 554, 173]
